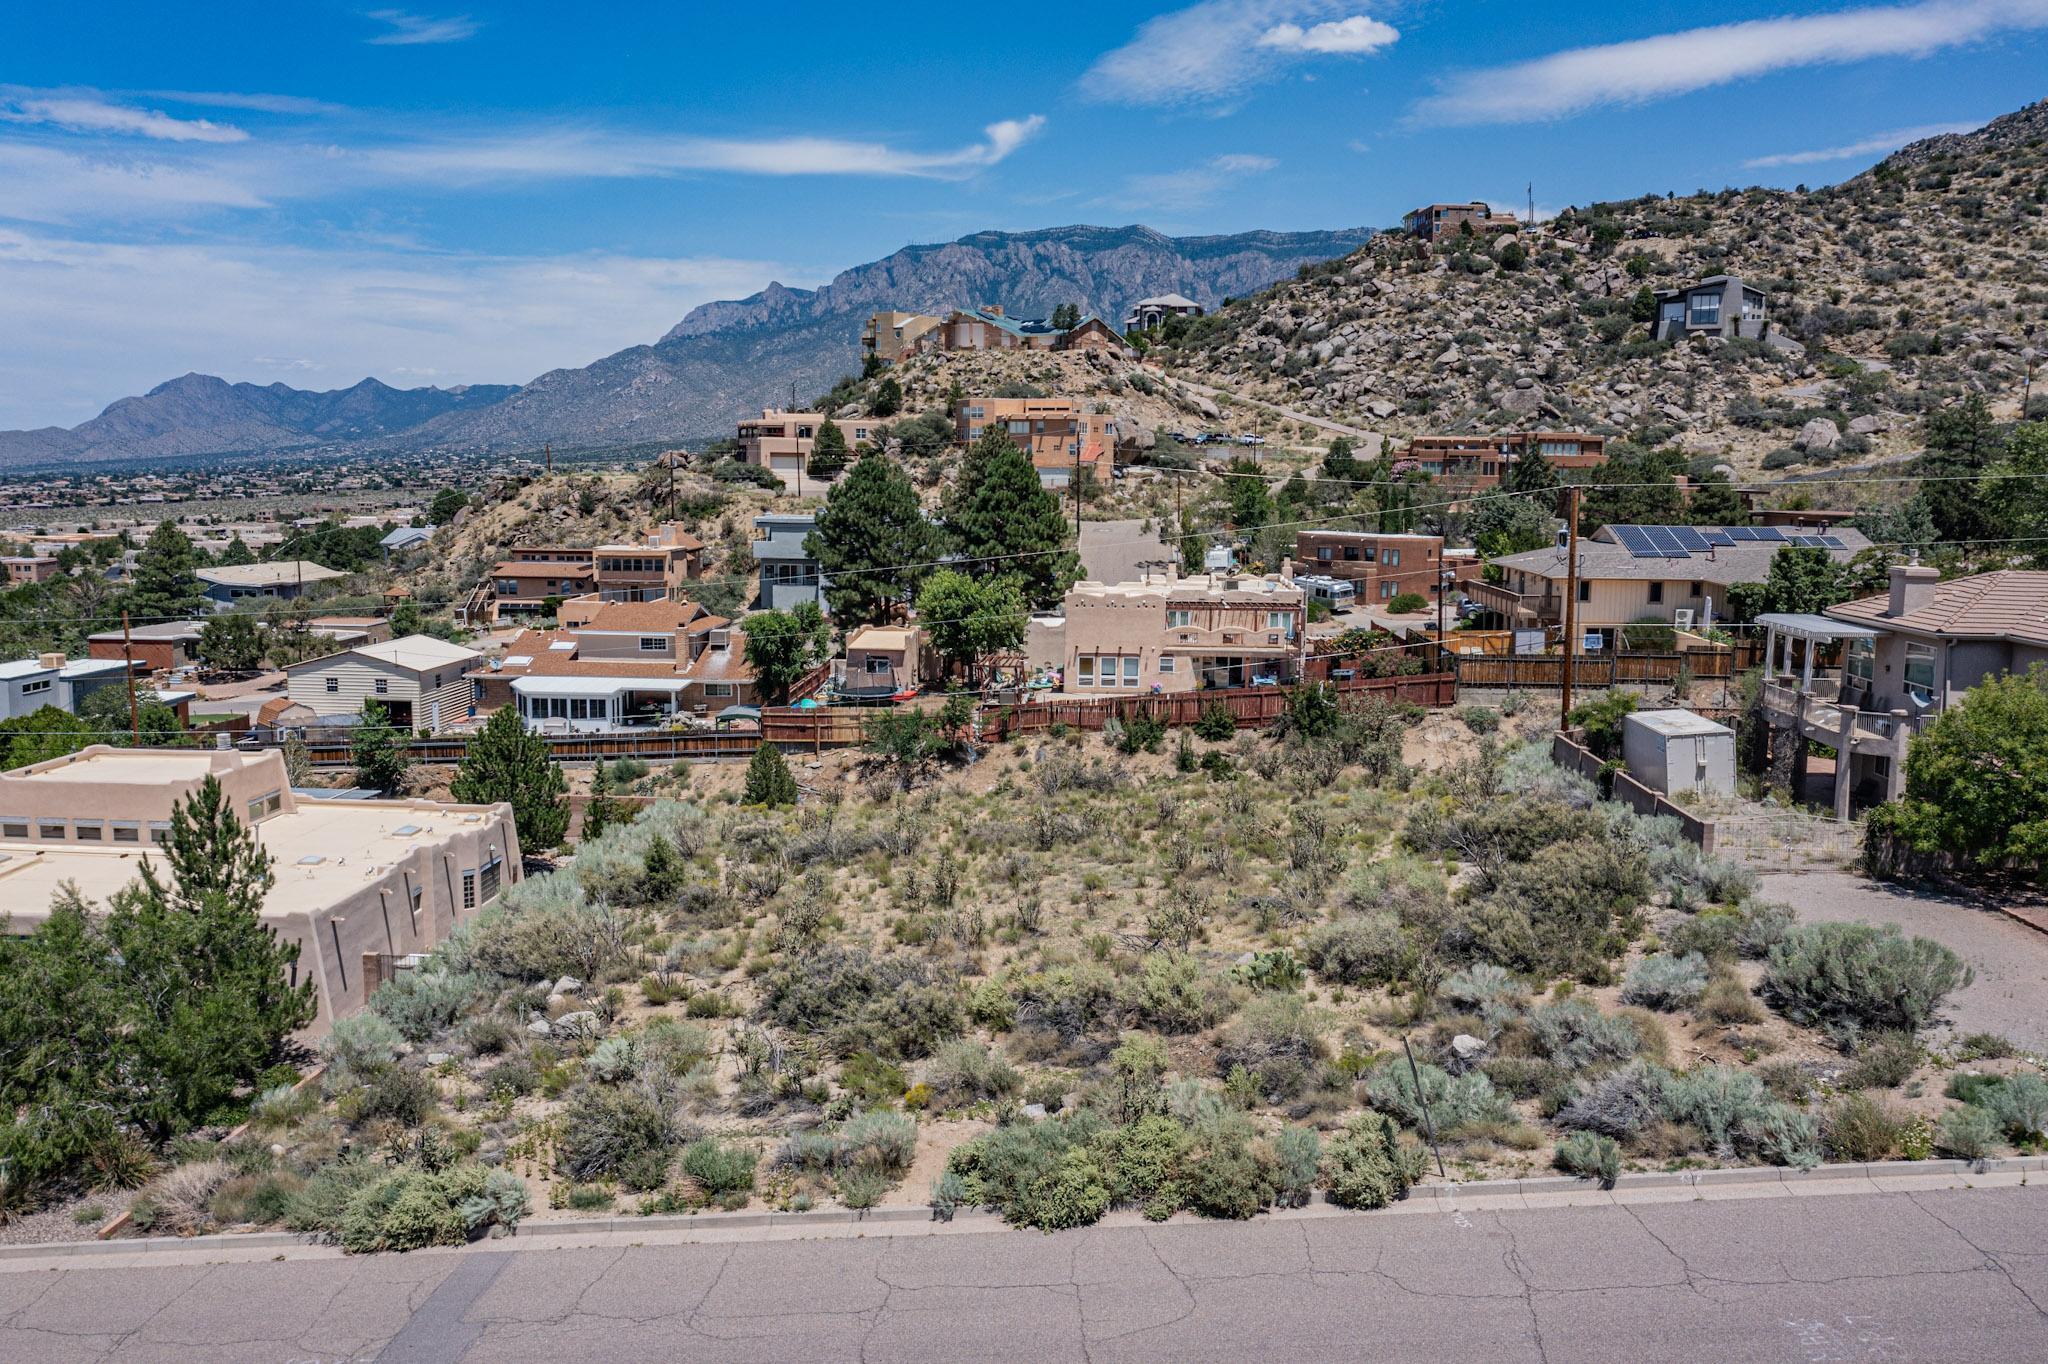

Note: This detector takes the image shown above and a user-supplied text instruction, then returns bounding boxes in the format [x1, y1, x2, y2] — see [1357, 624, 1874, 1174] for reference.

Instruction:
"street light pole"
[1560, 486, 1582, 729]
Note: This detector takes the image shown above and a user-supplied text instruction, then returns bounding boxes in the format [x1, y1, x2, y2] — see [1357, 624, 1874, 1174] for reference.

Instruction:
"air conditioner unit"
[1673, 609, 1695, 629]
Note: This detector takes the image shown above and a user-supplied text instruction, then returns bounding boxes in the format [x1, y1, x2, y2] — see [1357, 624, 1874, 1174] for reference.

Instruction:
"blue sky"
[5, 0, 2047, 429]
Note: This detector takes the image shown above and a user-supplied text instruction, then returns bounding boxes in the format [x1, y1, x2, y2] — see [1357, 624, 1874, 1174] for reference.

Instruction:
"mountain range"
[0, 224, 1373, 468]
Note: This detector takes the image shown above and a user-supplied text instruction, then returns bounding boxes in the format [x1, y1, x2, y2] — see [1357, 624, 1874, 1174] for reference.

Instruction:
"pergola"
[1754, 612, 1879, 694]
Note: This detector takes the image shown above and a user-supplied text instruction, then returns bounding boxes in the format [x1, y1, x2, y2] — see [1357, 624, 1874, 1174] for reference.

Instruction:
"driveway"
[1761, 871, 2048, 1050]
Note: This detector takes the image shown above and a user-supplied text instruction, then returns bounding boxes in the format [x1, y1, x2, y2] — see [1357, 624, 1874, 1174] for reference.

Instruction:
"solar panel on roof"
[1703, 531, 1734, 547]
[1819, 536, 1847, 550]
[1787, 534, 1827, 548]
[1752, 527, 1787, 542]
[1644, 527, 1690, 558]
[1670, 527, 1712, 552]
[1724, 527, 1754, 541]
[1613, 526, 1661, 558]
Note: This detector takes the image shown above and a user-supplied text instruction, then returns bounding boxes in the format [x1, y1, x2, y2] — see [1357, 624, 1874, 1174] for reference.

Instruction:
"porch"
[1754, 613, 1918, 817]
[510, 676, 692, 734]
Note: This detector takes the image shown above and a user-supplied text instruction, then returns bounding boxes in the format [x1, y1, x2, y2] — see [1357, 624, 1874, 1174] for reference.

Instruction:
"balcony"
[1761, 678, 1918, 761]
[1468, 580, 1560, 624]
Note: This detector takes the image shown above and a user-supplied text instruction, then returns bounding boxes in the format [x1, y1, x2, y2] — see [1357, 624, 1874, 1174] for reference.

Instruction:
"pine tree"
[871, 375, 903, 417]
[127, 520, 208, 621]
[581, 757, 630, 842]
[217, 535, 257, 566]
[389, 596, 425, 637]
[641, 831, 686, 901]
[351, 698, 412, 796]
[452, 705, 569, 851]
[808, 451, 943, 627]
[742, 742, 799, 806]
[807, 419, 851, 479]
[135, 774, 275, 918]
[944, 428, 1079, 609]
[1506, 447, 1559, 495]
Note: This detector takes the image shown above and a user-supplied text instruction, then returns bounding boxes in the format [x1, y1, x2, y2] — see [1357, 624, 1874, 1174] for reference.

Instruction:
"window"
[1, 821, 25, 839]
[1648, 583, 1664, 604]
[1077, 656, 1095, 684]
[1384, 549, 1401, 567]
[20, 679, 49, 696]
[1345, 546, 1365, 562]
[1904, 642, 1936, 702]
[113, 823, 140, 843]
[705, 683, 735, 697]
[640, 636, 666, 652]
[1689, 581, 1704, 598]
[1123, 656, 1140, 687]
[1688, 291, 1722, 326]
[461, 870, 477, 910]
[374, 678, 389, 695]
[149, 822, 171, 845]
[1316, 546, 1333, 561]
[75, 821, 102, 841]
[1158, 656, 1175, 674]
[1267, 612, 1291, 631]
[1846, 637, 1874, 690]
[38, 822, 64, 840]
[326, 676, 339, 693]
[1380, 581, 1395, 600]
[247, 791, 282, 822]
[480, 856, 502, 903]
[1166, 609, 1193, 628]
[1578, 582, 1591, 602]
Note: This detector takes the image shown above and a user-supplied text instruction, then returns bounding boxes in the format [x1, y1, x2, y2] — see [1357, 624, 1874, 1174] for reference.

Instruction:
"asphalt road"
[2, 1183, 2044, 1362]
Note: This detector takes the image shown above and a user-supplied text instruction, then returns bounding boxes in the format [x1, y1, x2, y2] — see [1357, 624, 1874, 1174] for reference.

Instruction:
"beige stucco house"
[1028, 568, 1306, 694]
[0, 746, 520, 1033]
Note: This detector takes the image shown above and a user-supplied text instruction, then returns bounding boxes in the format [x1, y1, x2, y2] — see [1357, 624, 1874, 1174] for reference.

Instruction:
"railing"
[1761, 679, 1917, 757]
[1467, 580, 1559, 621]
[1455, 648, 1734, 690]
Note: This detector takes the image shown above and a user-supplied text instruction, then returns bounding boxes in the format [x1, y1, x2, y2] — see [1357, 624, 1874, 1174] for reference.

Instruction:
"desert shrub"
[1841, 1033, 1920, 1090]
[1193, 703, 1237, 741]
[1527, 1000, 1642, 1072]
[1764, 923, 1970, 1042]
[1954, 1033, 2019, 1061]
[1012, 963, 1124, 1039]
[1363, 1059, 1514, 1133]
[946, 1114, 1112, 1229]
[756, 948, 963, 1059]
[587, 1034, 637, 1084]
[483, 1056, 540, 1098]
[1321, 1111, 1418, 1210]
[1979, 1073, 2048, 1139]
[1214, 995, 1326, 1102]
[250, 1083, 319, 1129]
[922, 1040, 1020, 1108]
[1656, 1065, 1814, 1163]
[344, 1067, 436, 1128]
[1825, 1093, 1905, 1161]
[1460, 706, 1500, 735]
[1438, 963, 1525, 1026]
[1097, 1114, 1188, 1210]
[839, 1109, 919, 1174]
[338, 1164, 493, 1254]
[1481, 1056, 1566, 1102]
[209, 1170, 306, 1226]
[1621, 953, 1708, 1010]
[129, 1160, 232, 1237]
[285, 1159, 385, 1237]
[321, 1011, 404, 1090]
[1736, 902, 1796, 958]
[458, 1014, 521, 1058]
[1129, 953, 1231, 1034]
[558, 1086, 677, 1188]
[840, 1051, 908, 1106]
[1176, 1118, 1277, 1220]
[1387, 592, 1427, 614]
[1555, 1060, 1670, 1139]
[1694, 976, 1765, 1026]
[1936, 1104, 2003, 1159]
[837, 1168, 888, 1209]
[1302, 912, 1414, 987]
[444, 873, 629, 985]
[1274, 1126, 1321, 1208]
[1667, 910, 1743, 963]
[1553, 1131, 1621, 1186]
[369, 970, 488, 1043]
[1739, 1103, 1823, 1169]
[1025, 1150, 1113, 1229]
[1234, 949, 1306, 993]
[1467, 839, 1648, 979]
[460, 1170, 532, 1235]
[680, 1139, 757, 1196]
[967, 980, 1017, 1031]
[929, 1170, 967, 1220]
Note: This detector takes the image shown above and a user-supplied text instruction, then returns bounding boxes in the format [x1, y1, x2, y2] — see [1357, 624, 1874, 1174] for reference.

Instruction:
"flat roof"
[349, 635, 480, 671]
[13, 750, 225, 786]
[197, 561, 347, 588]
[1624, 709, 1733, 738]
[0, 797, 508, 924]
[0, 659, 55, 680]
[1753, 612, 1880, 642]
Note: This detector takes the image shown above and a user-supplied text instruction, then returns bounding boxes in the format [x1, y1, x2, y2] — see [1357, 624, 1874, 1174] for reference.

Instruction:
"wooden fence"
[1454, 647, 1737, 690]
[980, 672, 1456, 741]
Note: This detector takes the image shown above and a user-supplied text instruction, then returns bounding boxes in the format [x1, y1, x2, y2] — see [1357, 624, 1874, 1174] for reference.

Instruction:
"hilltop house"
[1650, 275, 1768, 342]
[1027, 567, 1306, 694]
[471, 523, 703, 624]
[198, 560, 346, 607]
[737, 411, 886, 489]
[955, 397, 1118, 488]
[284, 633, 481, 730]
[1403, 202, 1517, 243]
[1125, 294, 1203, 331]
[754, 511, 827, 612]
[469, 599, 757, 731]
[861, 311, 944, 365]
[0, 745, 520, 1032]
[1400, 432, 1607, 488]
[1476, 524, 1872, 628]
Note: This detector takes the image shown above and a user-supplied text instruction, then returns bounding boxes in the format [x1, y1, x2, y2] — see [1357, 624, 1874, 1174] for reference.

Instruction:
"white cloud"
[1107, 152, 1278, 212]
[365, 9, 480, 45]
[0, 93, 248, 143]
[1742, 119, 1986, 167]
[140, 90, 348, 116]
[1257, 15, 1399, 54]
[1414, 0, 2048, 124]
[1083, 1, 1398, 107]
[354, 116, 1046, 182]
[0, 143, 271, 222]
[0, 228, 801, 428]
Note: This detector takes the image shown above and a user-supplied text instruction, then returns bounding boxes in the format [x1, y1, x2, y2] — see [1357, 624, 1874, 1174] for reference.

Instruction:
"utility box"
[1621, 709, 1735, 799]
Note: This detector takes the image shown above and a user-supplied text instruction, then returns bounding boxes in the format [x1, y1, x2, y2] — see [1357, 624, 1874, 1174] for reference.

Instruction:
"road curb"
[13, 1156, 2034, 1261]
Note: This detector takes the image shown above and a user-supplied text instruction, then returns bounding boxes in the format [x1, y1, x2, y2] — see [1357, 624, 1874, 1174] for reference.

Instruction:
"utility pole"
[544, 442, 552, 477]
[1560, 485, 1582, 729]
[121, 610, 138, 744]
[1072, 443, 1082, 539]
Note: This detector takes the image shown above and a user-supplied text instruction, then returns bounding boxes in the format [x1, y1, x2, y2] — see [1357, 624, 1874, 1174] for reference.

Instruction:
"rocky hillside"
[0, 374, 516, 466]
[406, 224, 1372, 454]
[1149, 100, 2048, 476]
[0, 224, 1369, 469]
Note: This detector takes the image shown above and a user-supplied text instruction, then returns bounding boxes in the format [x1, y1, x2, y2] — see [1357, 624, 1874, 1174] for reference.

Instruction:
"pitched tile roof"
[1826, 570, 2048, 647]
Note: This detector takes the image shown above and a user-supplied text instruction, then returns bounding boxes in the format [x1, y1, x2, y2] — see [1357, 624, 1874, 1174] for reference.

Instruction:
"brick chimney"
[1887, 564, 1938, 618]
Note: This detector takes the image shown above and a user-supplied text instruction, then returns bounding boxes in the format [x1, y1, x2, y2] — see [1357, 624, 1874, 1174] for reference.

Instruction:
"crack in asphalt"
[1907, 1189, 2048, 1319]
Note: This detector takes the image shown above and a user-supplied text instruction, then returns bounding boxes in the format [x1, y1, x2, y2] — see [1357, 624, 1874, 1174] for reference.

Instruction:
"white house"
[285, 634, 480, 731]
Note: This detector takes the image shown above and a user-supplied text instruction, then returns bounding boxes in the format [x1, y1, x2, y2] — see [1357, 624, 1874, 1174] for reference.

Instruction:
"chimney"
[1278, 556, 1295, 583]
[1888, 564, 1938, 618]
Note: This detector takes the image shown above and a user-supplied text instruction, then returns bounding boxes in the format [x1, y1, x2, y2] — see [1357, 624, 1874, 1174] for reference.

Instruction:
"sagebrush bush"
[1825, 1093, 1904, 1161]
[1736, 902, 1796, 958]
[1302, 913, 1414, 987]
[1130, 953, 1231, 1034]
[757, 948, 964, 1059]
[1841, 1033, 1920, 1090]
[838, 1109, 918, 1174]
[1621, 953, 1709, 1010]
[1438, 963, 1525, 1028]
[1214, 995, 1327, 1102]
[946, 1114, 1111, 1229]
[1554, 1131, 1621, 1186]
[1555, 1061, 1669, 1139]
[1364, 1060, 1513, 1133]
[1937, 1105, 2003, 1159]
[369, 970, 487, 1043]
[1764, 923, 1970, 1042]
[1979, 1073, 2048, 1139]
[922, 1040, 1020, 1108]
[1527, 1000, 1642, 1072]
[1274, 1126, 1321, 1208]
[558, 1086, 677, 1188]
[321, 1012, 403, 1090]
[338, 1164, 495, 1253]
[680, 1139, 757, 1196]
[1321, 1111, 1418, 1210]
[1176, 1117, 1278, 1220]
